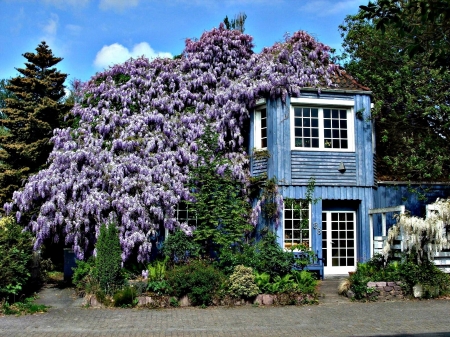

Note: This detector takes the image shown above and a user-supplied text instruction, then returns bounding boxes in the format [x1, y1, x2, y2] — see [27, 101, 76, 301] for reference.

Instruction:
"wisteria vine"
[5, 24, 338, 262]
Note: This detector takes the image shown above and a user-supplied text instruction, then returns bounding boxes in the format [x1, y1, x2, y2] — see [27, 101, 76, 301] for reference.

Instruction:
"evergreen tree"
[0, 42, 72, 209]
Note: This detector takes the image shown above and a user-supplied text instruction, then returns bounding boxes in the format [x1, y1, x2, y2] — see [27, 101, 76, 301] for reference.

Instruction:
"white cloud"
[93, 42, 173, 69]
[298, 0, 361, 17]
[42, 13, 59, 36]
[99, 0, 139, 11]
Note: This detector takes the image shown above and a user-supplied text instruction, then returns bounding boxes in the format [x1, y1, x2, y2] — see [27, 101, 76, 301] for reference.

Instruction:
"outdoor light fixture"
[338, 162, 346, 173]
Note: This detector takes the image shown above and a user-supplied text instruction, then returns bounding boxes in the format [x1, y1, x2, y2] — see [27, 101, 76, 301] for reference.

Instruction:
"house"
[249, 71, 375, 275]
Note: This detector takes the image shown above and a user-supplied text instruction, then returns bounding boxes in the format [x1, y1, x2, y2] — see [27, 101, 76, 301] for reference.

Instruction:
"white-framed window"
[176, 202, 197, 227]
[290, 98, 355, 152]
[283, 199, 310, 250]
[254, 106, 267, 149]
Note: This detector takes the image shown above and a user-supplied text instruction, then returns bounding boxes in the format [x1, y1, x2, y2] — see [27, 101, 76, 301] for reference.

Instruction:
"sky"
[0, 0, 366, 85]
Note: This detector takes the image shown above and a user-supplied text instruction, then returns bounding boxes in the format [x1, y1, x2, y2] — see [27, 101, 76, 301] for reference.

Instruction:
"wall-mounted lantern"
[338, 162, 346, 173]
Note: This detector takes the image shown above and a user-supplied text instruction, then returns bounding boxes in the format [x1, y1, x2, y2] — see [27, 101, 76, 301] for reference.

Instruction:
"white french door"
[322, 211, 357, 275]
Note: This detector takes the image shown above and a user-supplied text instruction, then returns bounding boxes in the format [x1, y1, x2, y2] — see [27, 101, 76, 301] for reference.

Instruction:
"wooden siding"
[291, 151, 356, 186]
[266, 97, 292, 185]
[372, 183, 450, 236]
[354, 95, 374, 187]
[275, 185, 374, 263]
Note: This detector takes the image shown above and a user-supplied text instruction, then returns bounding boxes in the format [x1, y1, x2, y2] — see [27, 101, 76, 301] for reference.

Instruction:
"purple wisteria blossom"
[5, 24, 337, 263]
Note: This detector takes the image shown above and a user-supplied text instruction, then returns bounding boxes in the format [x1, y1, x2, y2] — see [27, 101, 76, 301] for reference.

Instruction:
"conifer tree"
[0, 42, 72, 209]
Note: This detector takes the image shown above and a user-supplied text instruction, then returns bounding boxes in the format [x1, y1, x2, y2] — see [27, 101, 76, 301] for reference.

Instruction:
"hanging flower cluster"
[5, 24, 337, 262]
[383, 198, 450, 263]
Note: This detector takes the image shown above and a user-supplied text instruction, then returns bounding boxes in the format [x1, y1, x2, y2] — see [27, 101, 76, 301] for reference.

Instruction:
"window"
[176, 202, 197, 227]
[290, 99, 355, 151]
[254, 107, 267, 149]
[283, 199, 310, 249]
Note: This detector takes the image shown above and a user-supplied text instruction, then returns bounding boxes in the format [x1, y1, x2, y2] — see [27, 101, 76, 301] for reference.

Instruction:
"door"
[322, 211, 356, 275]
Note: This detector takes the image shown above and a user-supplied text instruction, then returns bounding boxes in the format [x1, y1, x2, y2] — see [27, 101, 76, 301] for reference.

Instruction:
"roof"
[331, 68, 371, 92]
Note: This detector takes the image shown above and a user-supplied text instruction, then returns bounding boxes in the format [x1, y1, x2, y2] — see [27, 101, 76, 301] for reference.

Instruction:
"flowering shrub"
[228, 265, 259, 298]
[5, 24, 337, 263]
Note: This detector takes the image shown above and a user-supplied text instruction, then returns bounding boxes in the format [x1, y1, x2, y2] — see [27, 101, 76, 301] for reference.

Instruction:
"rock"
[254, 295, 263, 305]
[179, 295, 191, 307]
[367, 282, 377, 288]
[384, 286, 393, 292]
[375, 282, 387, 287]
[137, 296, 153, 306]
[262, 294, 274, 305]
[346, 290, 355, 299]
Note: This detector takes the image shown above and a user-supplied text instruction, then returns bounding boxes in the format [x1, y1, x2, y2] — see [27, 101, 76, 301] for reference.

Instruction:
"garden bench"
[292, 251, 325, 280]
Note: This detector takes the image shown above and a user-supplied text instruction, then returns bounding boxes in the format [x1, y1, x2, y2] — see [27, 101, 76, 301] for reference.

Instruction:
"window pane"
[304, 129, 310, 137]
[295, 118, 302, 127]
[332, 109, 339, 119]
[324, 119, 331, 128]
[303, 108, 310, 117]
[341, 140, 348, 148]
[340, 110, 346, 119]
[312, 129, 319, 137]
[261, 128, 267, 138]
[324, 109, 330, 118]
[324, 129, 331, 138]
[261, 118, 266, 128]
[295, 129, 302, 137]
[294, 108, 302, 117]
[312, 119, 318, 127]
[261, 138, 267, 148]
[312, 139, 319, 148]
[311, 108, 318, 117]
[303, 119, 310, 127]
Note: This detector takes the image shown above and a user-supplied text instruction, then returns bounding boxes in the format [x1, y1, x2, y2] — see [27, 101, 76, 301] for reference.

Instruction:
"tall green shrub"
[0, 216, 34, 300]
[96, 222, 123, 295]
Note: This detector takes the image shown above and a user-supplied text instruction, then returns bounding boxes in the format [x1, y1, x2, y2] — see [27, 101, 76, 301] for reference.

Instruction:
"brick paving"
[1, 283, 450, 336]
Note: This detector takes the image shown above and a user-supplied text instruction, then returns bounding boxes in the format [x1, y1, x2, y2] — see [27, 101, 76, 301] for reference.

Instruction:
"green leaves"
[187, 126, 252, 250]
[95, 222, 123, 295]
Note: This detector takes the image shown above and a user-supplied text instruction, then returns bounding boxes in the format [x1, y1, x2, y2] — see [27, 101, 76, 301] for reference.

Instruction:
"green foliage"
[216, 232, 294, 277]
[96, 223, 123, 295]
[0, 42, 73, 207]
[397, 256, 450, 297]
[228, 265, 259, 298]
[162, 230, 200, 264]
[71, 258, 98, 295]
[360, 0, 450, 68]
[113, 286, 137, 307]
[147, 280, 169, 295]
[165, 260, 225, 306]
[0, 296, 48, 315]
[253, 232, 295, 277]
[188, 127, 252, 250]
[223, 12, 247, 33]
[349, 253, 450, 299]
[339, 9, 450, 181]
[214, 243, 258, 275]
[254, 270, 317, 295]
[0, 216, 34, 300]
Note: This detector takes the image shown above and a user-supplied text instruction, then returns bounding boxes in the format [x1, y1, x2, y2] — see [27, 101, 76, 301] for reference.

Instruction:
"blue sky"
[0, 0, 365, 85]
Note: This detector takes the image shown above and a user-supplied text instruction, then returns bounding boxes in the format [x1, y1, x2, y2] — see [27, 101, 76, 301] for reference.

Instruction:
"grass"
[0, 297, 48, 316]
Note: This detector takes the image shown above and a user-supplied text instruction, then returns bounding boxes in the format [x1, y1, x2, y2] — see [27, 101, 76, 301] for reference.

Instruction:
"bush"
[96, 222, 123, 295]
[72, 258, 98, 295]
[113, 286, 137, 307]
[398, 257, 450, 298]
[253, 232, 295, 277]
[0, 216, 34, 301]
[162, 230, 201, 265]
[166, 260, 225, 306]
[216, 233, 295, 278]
[228, 265, 259, 298]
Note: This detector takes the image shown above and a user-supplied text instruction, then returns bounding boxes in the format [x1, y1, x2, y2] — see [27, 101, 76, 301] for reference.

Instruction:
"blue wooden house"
[249, 71, 375, 275]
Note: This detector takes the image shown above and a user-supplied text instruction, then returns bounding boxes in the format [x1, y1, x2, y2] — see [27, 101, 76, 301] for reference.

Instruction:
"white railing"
[368, 205, 405, 257]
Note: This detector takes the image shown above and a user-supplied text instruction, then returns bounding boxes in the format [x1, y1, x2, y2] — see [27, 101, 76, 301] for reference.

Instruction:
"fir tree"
[0, 42, 72, 209]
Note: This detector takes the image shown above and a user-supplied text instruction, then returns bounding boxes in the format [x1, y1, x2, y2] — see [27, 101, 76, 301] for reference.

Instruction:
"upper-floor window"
[254, 107, 267, 149]
[290, 98, 355, 152]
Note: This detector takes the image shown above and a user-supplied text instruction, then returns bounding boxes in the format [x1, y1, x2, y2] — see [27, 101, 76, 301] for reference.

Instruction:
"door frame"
[322, 210, 357, 275]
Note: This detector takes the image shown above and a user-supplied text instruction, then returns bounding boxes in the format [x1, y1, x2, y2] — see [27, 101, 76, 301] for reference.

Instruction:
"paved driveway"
[1, 286, 450, 336]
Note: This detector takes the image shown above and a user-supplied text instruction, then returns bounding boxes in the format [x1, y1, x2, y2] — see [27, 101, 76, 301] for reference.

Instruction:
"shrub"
[162, 230, 201, 265]
[253, 232, 295, 277]
[0, 216, 34, 301]
[166, 260, 225, 306]
[96, 222, 123, 295]
[113, 286, 137, 307]
[72, 258, 98, 295]
[291, 270, 317, 294]
[215, 243, 258, 275]
[228, 265, 259, 298]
